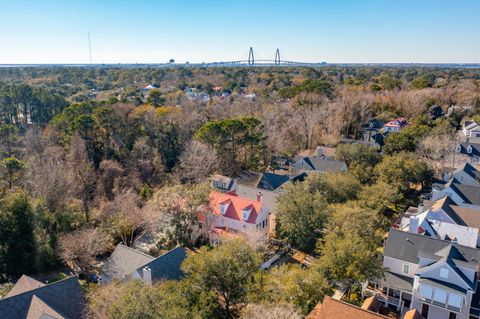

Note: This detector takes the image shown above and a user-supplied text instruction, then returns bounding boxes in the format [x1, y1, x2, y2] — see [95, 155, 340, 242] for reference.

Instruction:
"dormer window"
[219, 201, 230, 215]
[242, 206, 252, 221]
[440, 267, 449, 279]
[467, 145, 473, 154]
[456, 145, 461, 153]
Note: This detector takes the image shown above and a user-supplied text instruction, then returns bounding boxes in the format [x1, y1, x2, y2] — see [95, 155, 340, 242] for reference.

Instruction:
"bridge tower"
[274, 48, 281, 66]
[248, 47, 255, 66]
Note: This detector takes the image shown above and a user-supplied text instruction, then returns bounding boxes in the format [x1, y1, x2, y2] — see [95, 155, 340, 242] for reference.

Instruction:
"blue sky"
[0, 0, 479, 64]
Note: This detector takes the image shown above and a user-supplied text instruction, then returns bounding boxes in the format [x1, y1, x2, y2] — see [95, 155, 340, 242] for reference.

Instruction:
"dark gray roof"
[457, 143, 480, 158]
[236, 185, 279, 212]
[137, 246, 186, 282]
[293, 156, 347, 173]
[102, 244, 186, 283]
[256, 173, 290, 191]
[0, 276, 84, 319]
[430, 195, 467, 226]
[384, 229, 480, 266]
[450, 182, 480, 205]
[416, 245, 477, 290]
[101, 244, 154, 281]
[461, 162, 480, 180]
[419, 278, 467, 294]
[379, 271, 413, 292]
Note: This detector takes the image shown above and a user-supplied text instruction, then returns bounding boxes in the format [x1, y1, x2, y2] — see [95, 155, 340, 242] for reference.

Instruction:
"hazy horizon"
[1, 0, 479, 64]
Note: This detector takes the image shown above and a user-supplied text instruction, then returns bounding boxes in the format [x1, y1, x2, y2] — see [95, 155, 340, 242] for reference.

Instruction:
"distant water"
[1, 63, 480, 68]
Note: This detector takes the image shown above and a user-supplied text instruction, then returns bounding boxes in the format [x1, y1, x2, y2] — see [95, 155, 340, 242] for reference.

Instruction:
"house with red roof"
[383, 117, 408, 133]
[201, 190, 270, 242]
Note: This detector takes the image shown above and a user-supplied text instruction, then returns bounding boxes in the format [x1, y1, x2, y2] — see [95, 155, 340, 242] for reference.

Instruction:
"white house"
[400, 196, 480, 248]
[450, 163, 480, 187]
[364, 229, 480, 319]
[383, 117, 408, 133]
[432, 181, 480, 211]
[463, 121, 480, 139]
[202, 191, 270, 242]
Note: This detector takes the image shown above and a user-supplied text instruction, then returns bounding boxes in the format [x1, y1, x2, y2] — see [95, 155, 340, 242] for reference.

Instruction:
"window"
[440, 267, 449, 279]
[448, 294, 462, 309]
[456, 145, 462, 153]
[402, 263, 410, 274]
[468, 145, 473, 154]
[420, 285, 433, 301]
[449, 312, 457, 319]
[433, 289, 447, 306]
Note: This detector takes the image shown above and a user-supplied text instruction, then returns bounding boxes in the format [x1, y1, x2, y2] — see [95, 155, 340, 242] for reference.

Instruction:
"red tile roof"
[403, 309, 423, 319]
[209, 191, 262, 224]
[384, 117, 408, 128]
[307, 296, 389, 319]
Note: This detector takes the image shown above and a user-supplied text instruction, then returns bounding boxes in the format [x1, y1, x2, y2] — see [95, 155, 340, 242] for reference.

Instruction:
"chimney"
[316, 146, 323, 158]
[257, 191, 263, 202]
[409, 216, 419, 234]
[142, 266, 152, 285]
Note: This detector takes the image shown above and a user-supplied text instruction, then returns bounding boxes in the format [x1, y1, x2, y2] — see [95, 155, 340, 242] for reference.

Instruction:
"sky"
[0, 0, 479, 64]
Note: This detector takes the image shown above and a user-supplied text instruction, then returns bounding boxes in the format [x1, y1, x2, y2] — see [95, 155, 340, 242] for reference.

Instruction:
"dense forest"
[1, 65, 480, 318]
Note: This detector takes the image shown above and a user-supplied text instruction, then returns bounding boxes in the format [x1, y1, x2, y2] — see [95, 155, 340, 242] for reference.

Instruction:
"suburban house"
[100, 244, 186, 284]
[361, 119, 385, 144]
[463, 121, 480, 139]
[399, 195, 480, 248]
[270, 155, 295, 171]
[203, 190, 270, 242]
[291, 147, 347, 174]
[307, 295, 389, 319]
[449, 163, 480, 187]
[432, 179, 480, 210]
[456, 143, 480, 165]
[211, 174, 238, 192]
[256, 171, 306, 192]
[0, 275, 84, 319]
[364, 229, 480, 319]
[383, 117, 408, 133]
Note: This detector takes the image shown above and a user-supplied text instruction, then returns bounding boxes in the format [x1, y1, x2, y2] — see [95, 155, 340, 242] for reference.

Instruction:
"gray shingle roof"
[101, 244, 154, 282]
[416, 245, 477, 290]
[384, 229, 480, 266]
[6, 275, 45, 298]
[256, 173, 290, 191]
[294, 156, 347, 173]
[102, 244, 186, 284]
[450, 182, 480, 205]
[135, 246, 186, 282]
[0, 276, 84, 319]
[462, 162, 480, 180]
[378, 271, 414, 292]
[236, 184, 279, 213]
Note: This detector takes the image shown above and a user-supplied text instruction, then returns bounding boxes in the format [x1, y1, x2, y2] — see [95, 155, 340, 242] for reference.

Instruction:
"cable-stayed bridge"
[193, 47, 326, 67]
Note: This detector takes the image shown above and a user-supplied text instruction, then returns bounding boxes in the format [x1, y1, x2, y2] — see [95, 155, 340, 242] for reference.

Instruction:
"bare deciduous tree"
[96, 160, 125, 200]
[58, 227, 111, 275]
[241, 303, 302, 319]
[174, 140, 218, 184]
[417, 131, 461, 173]
[99, 192, 156, 247]
[26, 145, 69, 213]
[67, 134, 97, 223]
